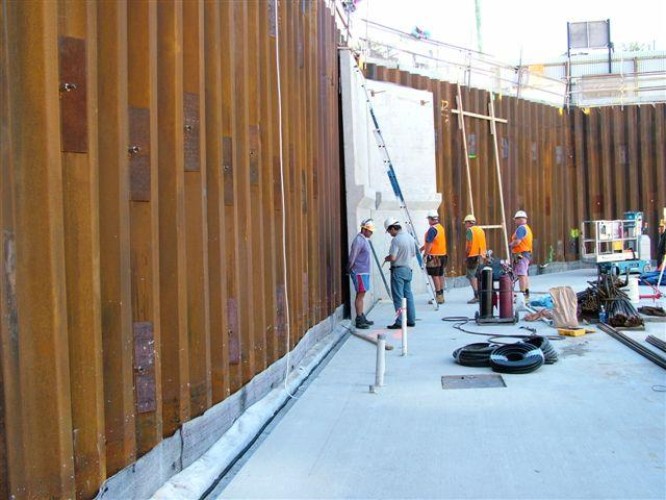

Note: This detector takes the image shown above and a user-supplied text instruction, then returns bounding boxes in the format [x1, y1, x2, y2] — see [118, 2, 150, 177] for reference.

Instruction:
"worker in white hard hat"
[420, 209, 448, 304]
[463, 214, 487, 303]
[347, 218, 376, 329]
[383, 217, 416, 329]
[509, 210, 533, 299]
[657, 219, 666, 270]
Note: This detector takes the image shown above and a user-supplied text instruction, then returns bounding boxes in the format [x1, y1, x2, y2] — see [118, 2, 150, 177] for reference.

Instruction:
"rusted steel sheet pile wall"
[366, 64, 666, 271]
[0, 1, 342, 498]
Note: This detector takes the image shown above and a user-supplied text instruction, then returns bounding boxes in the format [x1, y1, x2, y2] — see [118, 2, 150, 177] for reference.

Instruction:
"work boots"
[436, 291, 445, 304]
[355, 315, 370, 329]
[360, 313, 374, 325]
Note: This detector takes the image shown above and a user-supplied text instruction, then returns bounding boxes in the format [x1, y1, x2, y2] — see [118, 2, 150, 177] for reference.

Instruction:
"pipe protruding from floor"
[401, 298, 408, 356]
[375, 333, 386, 387]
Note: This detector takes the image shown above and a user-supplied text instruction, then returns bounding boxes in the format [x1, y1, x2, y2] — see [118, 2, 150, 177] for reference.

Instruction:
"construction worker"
[348, 219, 376, 329]
[510, 210, 533, 299]
[420, 209, 447, 304]
[383, 217, 416, 329]
[657, 220, 666, 270]
[463, 214, 487, 303]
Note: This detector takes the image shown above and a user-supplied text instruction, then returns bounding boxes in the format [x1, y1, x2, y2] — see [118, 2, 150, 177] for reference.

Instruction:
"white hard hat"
[463, 214, 476, 223]
[426, 209, 439, 219]
[384, 217, 400, 231]
[360, 218, 376, 232]
[514, 210, 528, 219]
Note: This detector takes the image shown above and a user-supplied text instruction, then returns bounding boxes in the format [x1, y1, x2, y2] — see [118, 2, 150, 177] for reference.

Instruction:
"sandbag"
[549, 286, 579, 328]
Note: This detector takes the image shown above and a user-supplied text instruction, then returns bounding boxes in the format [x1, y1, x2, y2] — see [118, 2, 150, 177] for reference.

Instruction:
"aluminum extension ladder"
[354, 64, 440, 310]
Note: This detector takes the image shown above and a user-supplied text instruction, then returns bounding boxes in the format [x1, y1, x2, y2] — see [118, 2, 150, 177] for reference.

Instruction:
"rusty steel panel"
[203, 0, 230, 404]
[227, 297, 240, 364]
[133, 322, 156, 413]
[59, 36, 88, 153]
[129, 106, 151, 201]
[184, 92, 201, 172]
[222, 136, 234, 205]
[249, 125, 260, 186]
[3, 0, 346, 496]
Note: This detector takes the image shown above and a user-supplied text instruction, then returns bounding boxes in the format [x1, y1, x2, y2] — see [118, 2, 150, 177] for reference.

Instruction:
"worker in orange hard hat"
[463, 214, 487, 303]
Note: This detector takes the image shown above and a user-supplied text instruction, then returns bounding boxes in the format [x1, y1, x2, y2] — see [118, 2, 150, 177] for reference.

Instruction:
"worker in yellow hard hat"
[348, 218, 376, 329]
[463, 214, 487, 303]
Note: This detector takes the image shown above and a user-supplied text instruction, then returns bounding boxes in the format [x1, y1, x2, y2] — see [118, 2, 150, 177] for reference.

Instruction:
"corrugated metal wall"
[0, 1, 343, 498]
[365, 64, 666, 272]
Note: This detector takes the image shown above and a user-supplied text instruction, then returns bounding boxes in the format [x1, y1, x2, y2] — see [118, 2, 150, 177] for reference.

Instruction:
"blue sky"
[353, 0, 666, 62]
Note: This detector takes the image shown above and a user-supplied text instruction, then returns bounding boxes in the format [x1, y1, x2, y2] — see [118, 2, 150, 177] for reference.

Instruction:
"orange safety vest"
[425, 223, 447, 256]
[466, 225, 487, 257]
[511, 224, 533, 254]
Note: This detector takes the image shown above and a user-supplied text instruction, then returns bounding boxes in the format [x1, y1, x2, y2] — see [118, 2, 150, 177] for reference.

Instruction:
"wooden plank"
[156, 0, 190, 436]
[128, 0, 163, 457]
[58, 1, 107, 496]
[3, 0, 75, 496]
[183, 0, 211, 418]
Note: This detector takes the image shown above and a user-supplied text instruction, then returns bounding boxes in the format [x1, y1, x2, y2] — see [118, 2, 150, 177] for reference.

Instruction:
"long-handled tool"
[369, 240, 391, 298]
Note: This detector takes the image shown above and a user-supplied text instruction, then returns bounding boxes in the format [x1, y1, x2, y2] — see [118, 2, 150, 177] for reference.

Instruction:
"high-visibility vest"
[511, 224, 533, 253]
[425, 223, 447, 256]
[466, 225, 487, 257]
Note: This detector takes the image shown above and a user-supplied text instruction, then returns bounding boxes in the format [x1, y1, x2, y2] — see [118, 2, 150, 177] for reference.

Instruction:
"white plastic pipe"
[401, 297, 408, 355]
[375, 334, 386, 387]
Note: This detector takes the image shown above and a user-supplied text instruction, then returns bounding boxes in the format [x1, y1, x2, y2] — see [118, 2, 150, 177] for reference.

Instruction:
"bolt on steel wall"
[365, 64, 666, 271]
[0, 0, 344, 497]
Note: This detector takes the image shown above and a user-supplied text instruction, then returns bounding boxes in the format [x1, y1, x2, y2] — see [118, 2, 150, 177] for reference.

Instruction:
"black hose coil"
[489, 343, 545, 374]
[521, 335, 558, 364]
[452, 343, 499, 367]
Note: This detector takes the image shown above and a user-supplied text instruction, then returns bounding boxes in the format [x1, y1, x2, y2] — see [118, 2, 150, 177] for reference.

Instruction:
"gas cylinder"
[498, 274, 514, 319]
[479, 267, 494, 319]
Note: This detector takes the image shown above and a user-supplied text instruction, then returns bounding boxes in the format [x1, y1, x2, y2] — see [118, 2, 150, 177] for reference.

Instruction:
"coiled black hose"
[452, 342, 499, 367]
[489, 343, 545, 374]
[521, 335, 558, 364]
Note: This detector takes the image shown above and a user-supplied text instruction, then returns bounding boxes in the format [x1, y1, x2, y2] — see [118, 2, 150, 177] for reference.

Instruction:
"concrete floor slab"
[218, 269, 665, 499]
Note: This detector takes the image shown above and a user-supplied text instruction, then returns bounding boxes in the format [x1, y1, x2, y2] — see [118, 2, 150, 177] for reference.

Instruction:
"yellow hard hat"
[659, 219, 666, 227]
[360, 218, 376, 232]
